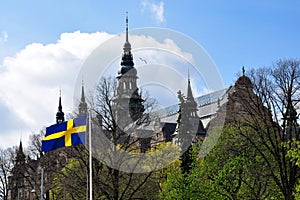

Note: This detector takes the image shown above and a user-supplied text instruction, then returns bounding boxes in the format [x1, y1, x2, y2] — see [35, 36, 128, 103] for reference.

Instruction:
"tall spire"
[15, 140, 25, 165]
[18, 140, 23, 155]
[186, 68, 195, 103]
[56, 89, 65, 124]
[81, 79, 85, 102]
[58, 89, 62, 110]
[185, 68, 198, 119]
[123, 12, 131, 54]
[119, 12, 135, 75]
[126, 11, 129, 43]
[79, 79, 88, 115]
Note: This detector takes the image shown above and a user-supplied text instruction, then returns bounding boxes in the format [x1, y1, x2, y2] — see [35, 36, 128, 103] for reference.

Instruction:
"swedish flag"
[42, 115, 87, 152]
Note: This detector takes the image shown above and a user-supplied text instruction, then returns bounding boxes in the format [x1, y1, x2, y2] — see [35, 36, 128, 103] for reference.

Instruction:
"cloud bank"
[0, 29, 208, 149]
[0, 31, 113, 148]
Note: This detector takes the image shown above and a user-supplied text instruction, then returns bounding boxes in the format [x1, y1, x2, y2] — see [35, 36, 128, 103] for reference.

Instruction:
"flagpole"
[89, 110, 93, 200]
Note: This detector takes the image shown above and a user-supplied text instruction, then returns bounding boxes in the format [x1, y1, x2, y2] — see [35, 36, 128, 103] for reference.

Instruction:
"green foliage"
[286, 140, 300, 199]
[50, 158, 87, 199]
[207, 125, 282, 199]
[294, 183, 300, 200]
[159, 125, 283, 200]
[159, 145, 214, 200]
[287, 140, 300, 166]
[159, 169, 183, 200]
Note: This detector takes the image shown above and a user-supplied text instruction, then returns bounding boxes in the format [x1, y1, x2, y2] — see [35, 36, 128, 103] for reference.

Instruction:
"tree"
[28, 129, 45, 160]
[49, 156, 89, 199]
[202, 125, 282, 199]
[234, 59, 300, 199]
[287, 140, 300, 199]
[160, 59, 300, 200]
[48, 77, 161, 199]
[88, 76, 160, 199]
[159, 125, 282, 200]
[159, 145, 203, 200]
[0, 148, 14, 200]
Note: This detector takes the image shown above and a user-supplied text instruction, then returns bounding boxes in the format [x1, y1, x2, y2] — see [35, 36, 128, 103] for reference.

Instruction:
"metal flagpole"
[89, 110, 93, 200]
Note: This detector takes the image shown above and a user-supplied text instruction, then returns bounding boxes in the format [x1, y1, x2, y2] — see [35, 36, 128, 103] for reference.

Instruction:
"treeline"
[1, 58, 300, 200]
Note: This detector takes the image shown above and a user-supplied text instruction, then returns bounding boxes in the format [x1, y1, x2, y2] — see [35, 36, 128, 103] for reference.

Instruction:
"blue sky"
[0, 0, 299, 148]
[1, 1, 300, 84]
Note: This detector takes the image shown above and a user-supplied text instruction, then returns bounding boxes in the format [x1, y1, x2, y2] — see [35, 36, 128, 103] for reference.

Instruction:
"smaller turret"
[56, 90, 65, 124]
[15, 140, 25, 165]
[78, 80, 88, 115]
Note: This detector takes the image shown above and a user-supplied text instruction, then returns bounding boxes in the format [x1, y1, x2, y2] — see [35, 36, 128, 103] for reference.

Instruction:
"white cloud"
[142, 0, 165, 24]
[0, 31, 113, 148]
[76, 32, 197, 111]
[0, 30, 203, 149]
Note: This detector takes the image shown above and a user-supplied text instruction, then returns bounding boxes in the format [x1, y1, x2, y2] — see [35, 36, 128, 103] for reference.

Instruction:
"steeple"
[15, 140, 25, 165]
[176, 69, 199, 122]
[114, 15, 144, 126]
[175, 68, 206, 153]
[56, 90, 65, 124]
[81, 80, 85, 101]
[186, 69, 197, 109]
[79, 80, 88, 115]
[125, 12, 129, 46]
[123, 12, 131, 54]
[119, 12, 136, 76]
[18, 140, 23, 154]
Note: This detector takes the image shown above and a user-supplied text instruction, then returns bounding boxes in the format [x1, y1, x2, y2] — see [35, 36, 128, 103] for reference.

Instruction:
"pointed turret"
[56, 90, 65, 124]
[79, 80, 88, 115]
[175, 68, 206, 147]
[118, 12, 136, 77]
[15, 140, 25, 165]
[186, 76, 197, 106]
[185, 70, 198, 117]
[18, 140, 23, 154]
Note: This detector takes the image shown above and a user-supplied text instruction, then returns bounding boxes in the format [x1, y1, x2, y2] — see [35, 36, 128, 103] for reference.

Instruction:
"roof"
[156, 88, 228, 119]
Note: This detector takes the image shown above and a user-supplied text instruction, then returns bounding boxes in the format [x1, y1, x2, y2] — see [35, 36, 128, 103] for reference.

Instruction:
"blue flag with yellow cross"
[42, 115, 87, 152]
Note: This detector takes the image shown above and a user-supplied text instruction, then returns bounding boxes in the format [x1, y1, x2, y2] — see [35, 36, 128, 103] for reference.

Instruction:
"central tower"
[114, 14, 144, 128]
